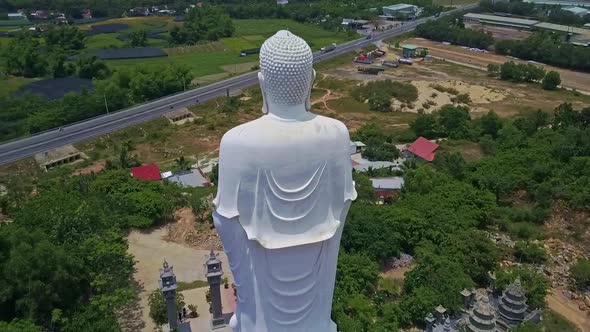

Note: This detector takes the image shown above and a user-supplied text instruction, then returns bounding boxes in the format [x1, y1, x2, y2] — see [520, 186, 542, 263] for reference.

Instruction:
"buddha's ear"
[305, 69, 316, 112]
[258, 72, 268, 114]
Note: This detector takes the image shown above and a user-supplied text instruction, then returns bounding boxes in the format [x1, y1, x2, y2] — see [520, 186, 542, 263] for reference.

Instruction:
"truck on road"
[321, 43, 337, 52]
[358, 66, 385, 75]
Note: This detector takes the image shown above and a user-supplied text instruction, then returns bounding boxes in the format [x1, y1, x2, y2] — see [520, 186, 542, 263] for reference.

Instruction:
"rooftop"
[523, 0, 590, 7]
[370, 177, 405, 190]
[167, 169, 210, 188]
[402, 44, 420, 49]
[407, 137, 439, 162]
[464, 13, 539, 27]
[131, 164, 162, 181]
[534, 22, 590, 35]
[384, 3, 418, 10]
[563, 6, 590, 14]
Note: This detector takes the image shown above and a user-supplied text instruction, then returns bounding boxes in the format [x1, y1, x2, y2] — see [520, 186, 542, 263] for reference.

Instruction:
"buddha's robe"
[213, 113, 356, 331]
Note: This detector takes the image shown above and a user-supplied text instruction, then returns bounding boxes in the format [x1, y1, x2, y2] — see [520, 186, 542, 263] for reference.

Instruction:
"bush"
[148, 290, 185, 326]
[187, 304, 199, 318]
[571, 258, 590, 289]
[514, 241, 546, 264]
[451, 93, 471, 104]
[352, 80, 418, 105]
[430, 84, 459, 95]
[368, 92, 392, 112]
[542, 71, 561, 91]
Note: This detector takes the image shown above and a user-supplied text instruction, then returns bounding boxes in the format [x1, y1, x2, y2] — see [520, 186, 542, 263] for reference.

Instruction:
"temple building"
[496, 278, 529, 330]
[465, 296, 496, 332]
[424, 278, 542, 332]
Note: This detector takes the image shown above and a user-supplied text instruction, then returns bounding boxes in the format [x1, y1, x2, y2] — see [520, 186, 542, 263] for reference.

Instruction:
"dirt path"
[312, 88, 343, 113]
[547, 290, 590, 332]
[405, 38, 590, 92]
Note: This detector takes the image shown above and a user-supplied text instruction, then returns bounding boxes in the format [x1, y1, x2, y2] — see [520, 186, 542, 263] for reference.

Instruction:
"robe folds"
[213, 113, 357, 249]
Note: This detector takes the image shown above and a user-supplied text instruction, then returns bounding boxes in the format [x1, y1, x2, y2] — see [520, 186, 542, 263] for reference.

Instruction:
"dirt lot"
[126, 226, 231, 332]
[466, 24, 532, 40]
[404, 38, 590, 93]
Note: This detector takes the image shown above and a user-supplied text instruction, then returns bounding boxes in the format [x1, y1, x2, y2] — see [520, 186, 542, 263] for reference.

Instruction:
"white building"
[563, 6, 590, 16]
[277, 0, 289, 5]
[382, 4, 422, 18]
[8, 13, 26, 20]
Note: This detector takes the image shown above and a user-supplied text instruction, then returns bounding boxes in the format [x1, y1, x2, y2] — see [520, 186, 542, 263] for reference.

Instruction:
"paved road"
[0, 4, 476, 165]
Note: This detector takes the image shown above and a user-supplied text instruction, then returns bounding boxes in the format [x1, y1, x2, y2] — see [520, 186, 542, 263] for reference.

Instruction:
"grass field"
[0, 77, 36, 98]
[233, 19, 355, 51]
[432, 0, 478, 6]
[104, 18, 357, 78]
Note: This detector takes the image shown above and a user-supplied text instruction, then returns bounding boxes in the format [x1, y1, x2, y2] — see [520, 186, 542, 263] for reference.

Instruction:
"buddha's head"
[259, 30, 315, 113]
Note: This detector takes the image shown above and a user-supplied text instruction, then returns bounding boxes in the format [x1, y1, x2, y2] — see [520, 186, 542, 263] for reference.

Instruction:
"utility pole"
[104, 94, 109, 114]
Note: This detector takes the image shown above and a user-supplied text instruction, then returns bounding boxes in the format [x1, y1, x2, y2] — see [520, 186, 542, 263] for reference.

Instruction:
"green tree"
[148, 290, 185, 326]
[352, 173, 376, 203]
[0, 319, 40, 332]
[43, 26, 86, 51]
[438, 105, 470, 139]
[175, 156, 192, 171]
[335, 251, 380, 296]
[571, 258, 590, 289]
[478, 111, 503, 138]
[542, 71, 561, 91]
[368, 92, 391, 113]
[514, 241, 547, 264]
[48, 50, 74, 78]
[434, 152, 466, 179]
[76, 56, 111, 80]
[411, 114, 437, 139]
[0, 227, 88, 323]
[2, 31, 47, 77]
[170, 6, 234, 44]
[130, 29, 148, 47]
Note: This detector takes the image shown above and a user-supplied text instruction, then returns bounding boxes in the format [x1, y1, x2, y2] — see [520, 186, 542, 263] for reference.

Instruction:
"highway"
[0, 4, 476, 165]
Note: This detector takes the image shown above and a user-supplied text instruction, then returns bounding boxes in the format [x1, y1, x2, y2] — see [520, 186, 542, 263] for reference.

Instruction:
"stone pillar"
[159, 260, 178, 330]
[435, 305, 446, 325]
[425, 312, 435, 332]
[206, 250, 225, 329]
[460, 289, 471, 310]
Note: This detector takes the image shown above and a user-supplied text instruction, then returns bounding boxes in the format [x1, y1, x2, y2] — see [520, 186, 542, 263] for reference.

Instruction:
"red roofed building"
[406, 137, 439, 162]
[131, 164, 162, 181]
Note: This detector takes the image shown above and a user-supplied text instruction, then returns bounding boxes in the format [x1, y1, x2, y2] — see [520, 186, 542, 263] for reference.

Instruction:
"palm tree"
[175, 156, 191, 171]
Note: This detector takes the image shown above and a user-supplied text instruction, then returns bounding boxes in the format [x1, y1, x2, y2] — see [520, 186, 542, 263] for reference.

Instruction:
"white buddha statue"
[213, 30, 356, 332]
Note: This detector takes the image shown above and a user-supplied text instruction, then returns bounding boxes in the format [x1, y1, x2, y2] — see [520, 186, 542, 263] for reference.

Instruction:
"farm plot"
[88, 47, 168, 60]
[232, 19, 355, 51]
[13, 77, 94, 100]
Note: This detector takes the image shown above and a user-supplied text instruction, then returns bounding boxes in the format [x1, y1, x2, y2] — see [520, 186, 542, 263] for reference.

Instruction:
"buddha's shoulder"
[220, 115, 349, 148]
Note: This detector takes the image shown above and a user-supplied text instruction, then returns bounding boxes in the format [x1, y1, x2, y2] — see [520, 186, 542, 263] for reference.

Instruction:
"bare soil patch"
[466, 24, 532, 40]
[405, 38, 590, 93]
[164, 207, 223, 251]
[546, 200, 590, 254]
[381, 265, 413, 280]
[72, 160, 106, 176]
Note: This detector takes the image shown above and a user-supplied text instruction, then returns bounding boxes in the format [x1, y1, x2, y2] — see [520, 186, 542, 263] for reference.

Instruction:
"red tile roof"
[407, 137, 439, 162]
[131, 164, 161, 181]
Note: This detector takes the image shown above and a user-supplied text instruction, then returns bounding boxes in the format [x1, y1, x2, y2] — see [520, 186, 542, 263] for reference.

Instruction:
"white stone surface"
[212, 30, 356, 332]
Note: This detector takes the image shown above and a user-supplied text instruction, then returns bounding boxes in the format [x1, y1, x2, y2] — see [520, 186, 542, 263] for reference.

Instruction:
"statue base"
[211, 317, 226, 330]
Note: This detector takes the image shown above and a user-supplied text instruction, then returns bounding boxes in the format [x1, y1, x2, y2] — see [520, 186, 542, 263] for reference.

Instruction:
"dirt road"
[405, 38, 590, 92]
[547, 290, 590, 332]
